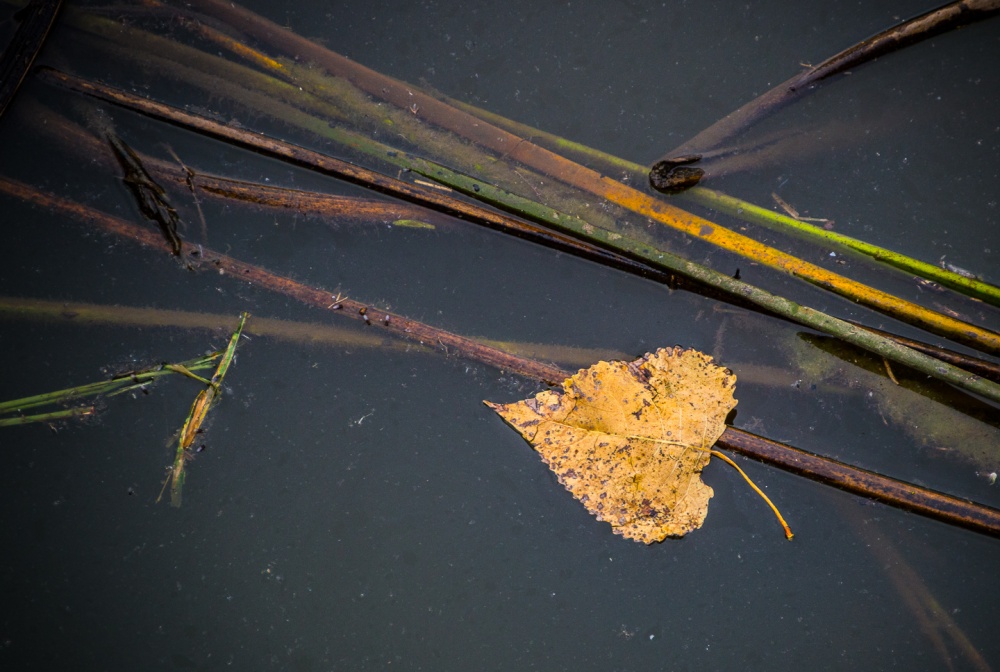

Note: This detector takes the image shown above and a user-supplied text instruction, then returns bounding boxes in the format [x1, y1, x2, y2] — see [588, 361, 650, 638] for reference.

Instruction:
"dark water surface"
[1, 1, 999, 670]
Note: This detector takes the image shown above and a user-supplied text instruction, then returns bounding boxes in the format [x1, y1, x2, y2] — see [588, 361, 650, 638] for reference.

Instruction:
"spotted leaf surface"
[486, 347, 736, 542]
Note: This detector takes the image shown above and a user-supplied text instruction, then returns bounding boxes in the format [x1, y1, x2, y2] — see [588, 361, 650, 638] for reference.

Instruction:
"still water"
[1, 1, 999, 669]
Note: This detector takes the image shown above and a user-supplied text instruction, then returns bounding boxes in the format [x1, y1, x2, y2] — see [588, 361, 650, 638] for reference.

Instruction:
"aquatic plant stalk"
[716, 427, 1000, 537]
[2, 178, 998, 538]
[63, 8, 1000, 337]
[693, 187, 1000, 307]
[399, 157, 1000, 406]
[70, 9, 612, 232]
[0, 352, 219, 425]
[0, 174, 571, 385]
[13, 7, 1000, 528]
[39, 96, 999, 391]
[173, 0, 1000, 357]
[0, 296, 626, 369]
[426, 86, 1000, 307]
[35, 70, 1000, 405]
[0, 406, 94, 427]
[162, 312, 247, 507]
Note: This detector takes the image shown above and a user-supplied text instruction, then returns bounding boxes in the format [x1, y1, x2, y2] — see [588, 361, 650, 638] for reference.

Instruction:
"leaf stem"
[711, 449, 794, 540]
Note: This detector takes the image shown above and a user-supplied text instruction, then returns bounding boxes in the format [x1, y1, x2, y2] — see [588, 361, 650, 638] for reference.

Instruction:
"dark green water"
[1, 1, 998, 669]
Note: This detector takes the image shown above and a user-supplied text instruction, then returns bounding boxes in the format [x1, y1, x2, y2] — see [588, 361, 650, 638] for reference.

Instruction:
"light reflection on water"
[0, 1, 998, 669]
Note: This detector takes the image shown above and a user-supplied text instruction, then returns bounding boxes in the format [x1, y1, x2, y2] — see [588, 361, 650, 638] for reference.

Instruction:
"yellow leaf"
[485, 347, 736, 543]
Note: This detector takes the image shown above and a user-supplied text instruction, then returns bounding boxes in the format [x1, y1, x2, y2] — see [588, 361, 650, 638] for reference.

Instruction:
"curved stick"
[653, 0, 1000, 181]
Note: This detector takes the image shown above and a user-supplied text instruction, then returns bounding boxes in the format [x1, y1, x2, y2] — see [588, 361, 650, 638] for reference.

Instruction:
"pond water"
[1, 1, 999, 670]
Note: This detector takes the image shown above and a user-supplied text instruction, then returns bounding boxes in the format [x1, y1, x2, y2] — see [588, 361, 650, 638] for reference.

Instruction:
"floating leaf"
[486, 346, 737, 542]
